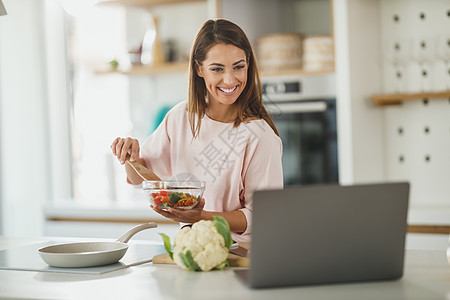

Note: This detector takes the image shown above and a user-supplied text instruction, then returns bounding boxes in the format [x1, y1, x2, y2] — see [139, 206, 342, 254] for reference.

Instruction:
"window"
[65, 4, 136, 203]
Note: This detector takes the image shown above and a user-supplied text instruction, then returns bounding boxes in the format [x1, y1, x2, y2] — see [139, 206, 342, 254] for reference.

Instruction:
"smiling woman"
[111, 19, 284, 243]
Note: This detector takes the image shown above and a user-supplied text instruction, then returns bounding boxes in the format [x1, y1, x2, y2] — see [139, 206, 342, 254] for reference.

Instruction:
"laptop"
[235, 182, 409, 289]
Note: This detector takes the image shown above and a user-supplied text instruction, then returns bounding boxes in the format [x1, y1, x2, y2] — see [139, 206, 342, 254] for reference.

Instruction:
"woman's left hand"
[151, 198, 205, 223]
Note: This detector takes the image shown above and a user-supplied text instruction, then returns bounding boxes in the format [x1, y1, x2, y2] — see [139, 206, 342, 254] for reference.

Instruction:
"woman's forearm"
[200, 209, 247, 234]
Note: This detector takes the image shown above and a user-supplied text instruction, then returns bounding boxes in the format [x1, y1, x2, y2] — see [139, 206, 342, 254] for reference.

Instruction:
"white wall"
[44, 0, 73, 208]
[334, 0, 385, 185]
[0, 0, 50, 236]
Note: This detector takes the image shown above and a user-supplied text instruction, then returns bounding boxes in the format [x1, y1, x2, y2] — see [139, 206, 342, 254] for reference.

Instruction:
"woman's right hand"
[110, 137, 140, 165]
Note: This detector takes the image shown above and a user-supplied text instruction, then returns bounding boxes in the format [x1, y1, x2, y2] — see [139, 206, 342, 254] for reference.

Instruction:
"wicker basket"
[302, 35, 334, 71]
[256, 33, 303, 72]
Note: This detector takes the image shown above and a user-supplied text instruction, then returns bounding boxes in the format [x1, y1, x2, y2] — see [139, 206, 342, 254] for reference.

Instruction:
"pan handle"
[116, 222, 158, 243]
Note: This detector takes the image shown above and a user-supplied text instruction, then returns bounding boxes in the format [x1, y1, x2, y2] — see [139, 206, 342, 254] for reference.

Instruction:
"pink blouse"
[140, 101, 283, 243]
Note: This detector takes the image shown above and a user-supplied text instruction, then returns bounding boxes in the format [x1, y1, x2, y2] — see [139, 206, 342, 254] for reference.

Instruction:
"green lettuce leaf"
[158, 233, 173, 260]
[169, 192, 181, 204]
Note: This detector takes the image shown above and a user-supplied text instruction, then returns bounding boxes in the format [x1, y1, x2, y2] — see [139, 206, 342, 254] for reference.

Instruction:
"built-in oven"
[262, 73, 338, 186]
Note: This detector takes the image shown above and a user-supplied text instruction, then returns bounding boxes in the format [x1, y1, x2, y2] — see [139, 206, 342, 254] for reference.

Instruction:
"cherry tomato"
[154, 196, 162, 206]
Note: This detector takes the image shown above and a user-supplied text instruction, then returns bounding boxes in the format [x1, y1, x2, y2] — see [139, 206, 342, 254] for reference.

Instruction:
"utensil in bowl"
[38, 222, 157, 268]
[143, 180, 205, 210]
[125, 156, 161, 181]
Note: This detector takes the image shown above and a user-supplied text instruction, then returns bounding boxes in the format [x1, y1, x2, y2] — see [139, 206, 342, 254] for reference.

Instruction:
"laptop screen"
[241, 182, 409, 288]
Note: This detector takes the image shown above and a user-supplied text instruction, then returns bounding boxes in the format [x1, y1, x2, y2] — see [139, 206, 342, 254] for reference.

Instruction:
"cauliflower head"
[159, 216, 232, 271]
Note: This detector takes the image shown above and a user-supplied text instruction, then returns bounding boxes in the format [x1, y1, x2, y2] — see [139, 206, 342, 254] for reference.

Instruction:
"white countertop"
[0, 236, 449, 300]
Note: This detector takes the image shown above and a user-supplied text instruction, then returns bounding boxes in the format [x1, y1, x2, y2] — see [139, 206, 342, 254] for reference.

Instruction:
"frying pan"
[38, 222, 157, 268]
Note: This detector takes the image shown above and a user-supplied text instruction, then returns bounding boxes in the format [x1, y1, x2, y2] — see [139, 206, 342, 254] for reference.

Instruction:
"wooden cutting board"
[153, 243, 250, 267]
[152, 252, 249, 267]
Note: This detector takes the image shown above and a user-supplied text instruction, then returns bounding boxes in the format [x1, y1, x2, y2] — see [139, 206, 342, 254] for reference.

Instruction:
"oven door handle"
[265, 101, 328, 113]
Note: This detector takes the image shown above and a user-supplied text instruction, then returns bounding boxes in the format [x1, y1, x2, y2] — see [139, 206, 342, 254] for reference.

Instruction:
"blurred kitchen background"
[0, 0, 449, 249]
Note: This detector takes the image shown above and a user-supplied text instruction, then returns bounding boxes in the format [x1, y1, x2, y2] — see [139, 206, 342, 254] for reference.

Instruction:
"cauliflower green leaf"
[213, 216, 233, 250]
[179, 250, 201, 271]
[214, 259, 229, 270]
[158, 233, 173, 260]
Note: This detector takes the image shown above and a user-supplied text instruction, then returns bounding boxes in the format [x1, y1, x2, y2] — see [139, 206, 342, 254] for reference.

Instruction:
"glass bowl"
[142, 180, 205, 210]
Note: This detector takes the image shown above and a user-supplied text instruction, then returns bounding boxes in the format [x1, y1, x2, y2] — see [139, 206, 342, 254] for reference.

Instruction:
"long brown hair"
[187, 19, 279, 137]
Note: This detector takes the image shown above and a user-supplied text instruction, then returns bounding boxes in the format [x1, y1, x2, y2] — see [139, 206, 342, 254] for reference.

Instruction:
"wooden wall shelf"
[408, 225, 450, 235]
[371, 91, 450, 107]
[261, 68, 335, 78]
[96, 61, 189, 75]
[96, 62, 335, 77]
